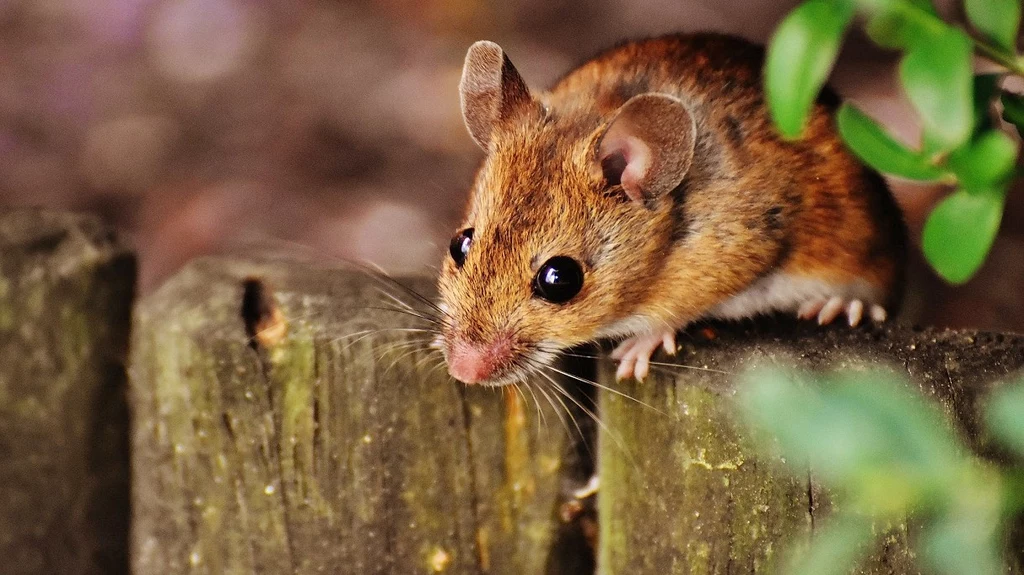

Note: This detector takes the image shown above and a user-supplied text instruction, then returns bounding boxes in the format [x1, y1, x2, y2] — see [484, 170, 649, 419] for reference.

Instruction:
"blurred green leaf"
[787, 513, 874, 575]
[985, 380, 1024, 456]
[947, 130, 1018, 189]
[863, 2, 940, 49]
[920, 512, 1003, 575]
[899, 28, 974, 148]
[904, 0, 937, 13]
[738, 368, 890, 486]
[827, 371, 963, 475]
[1002, 92, 1024, 134]
[739, 368, 962, 504]
[836, 104, 946, 181]
[965, 0, 1022, 52]
[922, 189, 1005, 284]
[923, 75, 1003, 158]
[767, 0, 856, 138]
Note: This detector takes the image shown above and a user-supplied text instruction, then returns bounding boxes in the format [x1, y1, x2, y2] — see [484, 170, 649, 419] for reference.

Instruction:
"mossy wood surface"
[130, 256, 584, 575]
[0, 210, 135, 575]
[598, 322, 1024, 574]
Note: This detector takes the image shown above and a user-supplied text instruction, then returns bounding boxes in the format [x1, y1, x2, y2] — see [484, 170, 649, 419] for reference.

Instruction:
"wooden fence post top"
[0, 208, 128, 262]
[637, 319, 1023, 398]
[597, 319, 1024, 574]
[130, 254, 585, 574]
[0, 208, 134, 575]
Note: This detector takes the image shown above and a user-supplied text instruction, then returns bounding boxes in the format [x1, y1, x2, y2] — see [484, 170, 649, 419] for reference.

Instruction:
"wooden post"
[0, 210, 135, 575]
[597, 321, 1024, 574]
[129, 256, 586, 574]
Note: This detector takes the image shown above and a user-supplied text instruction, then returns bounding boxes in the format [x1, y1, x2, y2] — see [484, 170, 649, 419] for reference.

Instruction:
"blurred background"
[0, 0, 1019, 331]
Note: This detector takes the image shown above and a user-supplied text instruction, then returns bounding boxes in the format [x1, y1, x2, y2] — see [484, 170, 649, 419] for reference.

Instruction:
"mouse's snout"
[446, 335, 514, 385]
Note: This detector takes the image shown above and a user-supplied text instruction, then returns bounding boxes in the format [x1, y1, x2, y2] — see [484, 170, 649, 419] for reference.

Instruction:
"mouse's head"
[438, 41, 696, 386]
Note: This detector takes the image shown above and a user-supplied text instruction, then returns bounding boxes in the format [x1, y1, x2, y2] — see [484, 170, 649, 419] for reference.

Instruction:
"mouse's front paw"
[611, 329, 677, 381]
[797, 297, 887, 327]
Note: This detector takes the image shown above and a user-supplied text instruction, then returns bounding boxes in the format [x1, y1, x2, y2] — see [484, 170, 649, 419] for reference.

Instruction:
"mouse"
[436, 32, 907, 386]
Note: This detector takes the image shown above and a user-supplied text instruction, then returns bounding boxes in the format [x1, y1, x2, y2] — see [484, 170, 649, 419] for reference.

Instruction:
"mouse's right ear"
[460, 41, 534, 151]
[596, 94, 696, 206]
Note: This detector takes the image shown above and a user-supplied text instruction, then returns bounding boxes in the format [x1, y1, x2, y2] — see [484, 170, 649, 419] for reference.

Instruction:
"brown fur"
[439, 33, 907, 384]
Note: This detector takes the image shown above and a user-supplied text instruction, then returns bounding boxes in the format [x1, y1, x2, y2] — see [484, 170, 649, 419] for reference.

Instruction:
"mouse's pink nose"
[447, 337, 512, 385]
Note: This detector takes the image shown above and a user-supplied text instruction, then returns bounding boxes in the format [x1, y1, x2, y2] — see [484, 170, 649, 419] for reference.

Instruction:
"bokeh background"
[0, 0, 1020, 331]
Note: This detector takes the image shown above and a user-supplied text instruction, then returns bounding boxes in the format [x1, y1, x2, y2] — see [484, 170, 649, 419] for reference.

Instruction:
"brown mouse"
[436, 33, 906, 385]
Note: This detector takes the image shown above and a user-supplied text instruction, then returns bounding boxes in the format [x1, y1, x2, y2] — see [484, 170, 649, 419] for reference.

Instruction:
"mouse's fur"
[438, 32, 907, 386]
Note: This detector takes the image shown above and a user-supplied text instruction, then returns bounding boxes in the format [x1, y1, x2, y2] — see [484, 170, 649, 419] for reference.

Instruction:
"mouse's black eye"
[449, 228, 474, 268]
[533, 256, 584, 304]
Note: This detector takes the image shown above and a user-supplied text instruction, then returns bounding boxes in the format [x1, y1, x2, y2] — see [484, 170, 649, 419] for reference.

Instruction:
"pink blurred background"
[0, 0, 1020, 331]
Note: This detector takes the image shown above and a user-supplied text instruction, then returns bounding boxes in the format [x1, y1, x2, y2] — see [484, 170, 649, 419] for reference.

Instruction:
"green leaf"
[947, 130, 1018, 190]
[1002, 92, 1024, 134]
[966, 0, 1022, 52]
[899, 29, 974, 148]
[984, 379, 1024, 456]
[904, 0, 938, 13]
[923, 75, 1003, 157]
[920, 513, 1003, 575]
[922, 189, 1005, 284]
[836, 104, 946, 181]
[738, 368, 961, 498]
[864, 3, 939, 49]
[767, 0, 856, 138]
[787, 513, 874, 575]
[827, 371, 963, 476]
[738, 368, 890, 486]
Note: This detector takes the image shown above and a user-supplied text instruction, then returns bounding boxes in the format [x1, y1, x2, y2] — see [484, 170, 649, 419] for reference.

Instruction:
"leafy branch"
[738, 368, 1024, 575]
[765, 0, 1022, 284]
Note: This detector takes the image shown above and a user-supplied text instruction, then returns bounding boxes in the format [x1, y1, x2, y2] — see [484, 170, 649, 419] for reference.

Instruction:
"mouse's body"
[437, 33, 906, 385]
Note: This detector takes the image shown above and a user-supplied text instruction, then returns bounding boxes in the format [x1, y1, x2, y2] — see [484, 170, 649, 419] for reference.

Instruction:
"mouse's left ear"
[460, 41, 535, 151]
[596, 94, 696, 205]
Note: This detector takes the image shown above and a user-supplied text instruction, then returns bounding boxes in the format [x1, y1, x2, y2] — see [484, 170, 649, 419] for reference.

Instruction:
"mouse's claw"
[612, 329, 677, 381]
[797, 297, 887, 327]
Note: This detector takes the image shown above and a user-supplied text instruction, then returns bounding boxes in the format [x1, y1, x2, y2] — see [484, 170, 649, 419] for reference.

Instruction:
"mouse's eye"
[533, 256, 584, 304]
[449, 228, 474, 268]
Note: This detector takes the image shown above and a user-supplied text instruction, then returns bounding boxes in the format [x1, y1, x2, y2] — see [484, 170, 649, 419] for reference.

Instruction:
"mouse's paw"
[611, 329, 677, 381]
[797, 297, 887, 327]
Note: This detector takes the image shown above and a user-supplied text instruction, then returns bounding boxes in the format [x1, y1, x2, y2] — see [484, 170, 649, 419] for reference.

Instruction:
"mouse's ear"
[596, 94, 696, 205]
[460, 41, 534, 151]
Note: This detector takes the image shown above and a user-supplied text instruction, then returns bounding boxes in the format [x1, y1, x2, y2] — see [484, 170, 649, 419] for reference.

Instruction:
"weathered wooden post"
[0, 210, 135, 575]
[129, 256, 588, 574]
[597, 321, 1024, 574]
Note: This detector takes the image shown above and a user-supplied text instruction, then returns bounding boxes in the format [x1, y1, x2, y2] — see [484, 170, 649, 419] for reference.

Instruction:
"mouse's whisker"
[376, 336, 436, 358]
[330, 327, 437, 351]
[413, 346, 447, 371]
[370, 289, 449, 326]
[381, 345, 430, 376]
[331, 327, 438, 344]
[534, 365, 623, 455]
[364, 305, 446, 327]
[508, 381, 534, 429]
[532, 368, 588, 448]
[374, 286, 418, 312]
[376, 335, 437, 360]
[541, 362, 665, 416]
[356, 262, 448, 318]
[532, 378, 575, 441]
[519, 379, 548, 433]
[554, 349, 733, 376]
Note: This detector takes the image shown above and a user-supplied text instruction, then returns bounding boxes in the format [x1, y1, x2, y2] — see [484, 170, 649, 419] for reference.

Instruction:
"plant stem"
[972, 39, 1024, 76]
